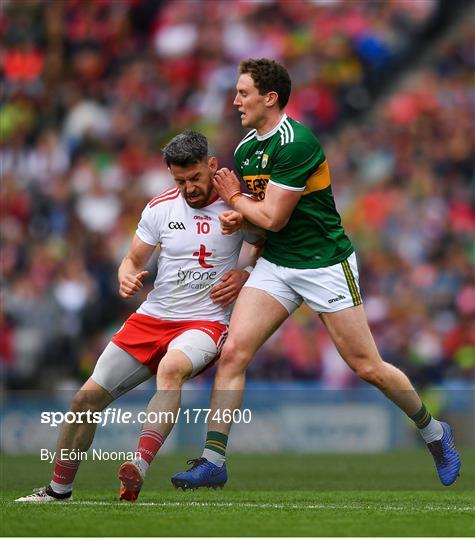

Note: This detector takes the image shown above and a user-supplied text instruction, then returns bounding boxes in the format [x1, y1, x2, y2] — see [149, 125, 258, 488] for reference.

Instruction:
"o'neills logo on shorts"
[328, 295, 346, 304]
[177, 268, 217, 290]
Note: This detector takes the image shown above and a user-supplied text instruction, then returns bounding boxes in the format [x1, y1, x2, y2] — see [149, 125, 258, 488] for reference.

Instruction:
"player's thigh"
[319, 304, 381, 370]
[91, 341, 154, 399]
[225, 286, 291, 360]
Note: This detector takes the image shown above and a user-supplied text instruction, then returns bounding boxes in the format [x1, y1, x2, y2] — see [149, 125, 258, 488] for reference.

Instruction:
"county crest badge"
[262, 154, 269, 168]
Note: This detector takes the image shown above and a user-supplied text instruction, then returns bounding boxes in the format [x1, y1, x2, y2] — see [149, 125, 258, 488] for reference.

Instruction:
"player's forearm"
[118, 255, 143, 284]
[242, 218, 266, 240]
[232, 195, 288, 232]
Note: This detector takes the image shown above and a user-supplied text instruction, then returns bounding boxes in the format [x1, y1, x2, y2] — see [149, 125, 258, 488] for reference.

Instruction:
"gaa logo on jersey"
[262, 154, 269, 168]
[169, 221, 186, 230]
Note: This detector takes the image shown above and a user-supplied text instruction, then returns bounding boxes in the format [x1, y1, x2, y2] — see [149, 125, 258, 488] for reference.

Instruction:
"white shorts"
[243, 253, 362, 315]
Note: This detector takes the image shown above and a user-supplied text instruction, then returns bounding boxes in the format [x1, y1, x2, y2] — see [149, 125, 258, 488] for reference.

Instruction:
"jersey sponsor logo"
[243, 175, 270, 201]
[177, 267, 217, 290]
[168, 221, 186, 230]
[328, 295, 346, 304]
[193, 244, 214, 268]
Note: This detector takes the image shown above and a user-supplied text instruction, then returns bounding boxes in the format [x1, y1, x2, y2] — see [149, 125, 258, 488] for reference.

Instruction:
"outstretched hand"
[119, 270, 149, 299]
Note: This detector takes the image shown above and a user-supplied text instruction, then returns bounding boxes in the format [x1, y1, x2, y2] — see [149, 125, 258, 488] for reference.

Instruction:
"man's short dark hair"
[162, 131, 208, 167]
[239, 58, 291, 109]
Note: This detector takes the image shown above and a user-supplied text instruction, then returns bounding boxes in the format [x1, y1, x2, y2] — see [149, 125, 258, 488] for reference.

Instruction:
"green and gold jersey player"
[234, 113, 353, 269]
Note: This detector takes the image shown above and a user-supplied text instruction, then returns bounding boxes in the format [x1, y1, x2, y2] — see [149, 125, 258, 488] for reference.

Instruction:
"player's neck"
[255, 111, 286, 137]
[203, 189, 219, 207]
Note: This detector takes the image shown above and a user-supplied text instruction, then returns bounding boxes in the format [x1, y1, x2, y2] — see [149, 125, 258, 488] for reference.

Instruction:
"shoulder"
[147, 187, 180, 209]
[274, 117, 324, 164]
[277, 117, 320, 148]
[234, 129, 257, 156]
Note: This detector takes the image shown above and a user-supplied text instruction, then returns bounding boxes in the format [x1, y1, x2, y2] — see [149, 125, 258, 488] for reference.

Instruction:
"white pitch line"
[64, 501, 475, 512]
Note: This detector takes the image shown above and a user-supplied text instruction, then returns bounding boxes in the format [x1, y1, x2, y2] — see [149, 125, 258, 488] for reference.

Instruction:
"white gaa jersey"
[135, 187, 247, 324]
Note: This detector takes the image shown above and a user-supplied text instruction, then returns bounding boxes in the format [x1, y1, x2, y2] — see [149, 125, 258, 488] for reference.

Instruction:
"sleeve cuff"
[268, 180, 305, 192]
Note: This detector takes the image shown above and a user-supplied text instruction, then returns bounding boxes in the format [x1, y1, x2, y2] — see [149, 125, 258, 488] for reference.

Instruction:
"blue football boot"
[171, 458, 227, 490]
[426, 422, 461, 486]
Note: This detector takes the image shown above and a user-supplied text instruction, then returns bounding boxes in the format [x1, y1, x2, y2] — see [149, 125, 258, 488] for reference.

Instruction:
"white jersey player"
[16, 131, 261, 504]
[136, 185, 249, 324]
[109, 183, 257, 379]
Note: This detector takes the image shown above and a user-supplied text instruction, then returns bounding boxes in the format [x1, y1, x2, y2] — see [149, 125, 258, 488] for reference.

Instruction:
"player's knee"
[157, 358, 189, 389]
[353, 362, 385, 387]
[218, 340, 251, 374]
[70, 390, 105, 414]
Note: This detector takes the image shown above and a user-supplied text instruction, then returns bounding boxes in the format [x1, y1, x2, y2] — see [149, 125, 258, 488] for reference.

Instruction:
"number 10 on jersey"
[196, 222, 210, 234]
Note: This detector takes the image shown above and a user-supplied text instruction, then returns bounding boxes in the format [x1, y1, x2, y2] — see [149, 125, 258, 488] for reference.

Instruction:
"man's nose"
[233, 94, 241, 106]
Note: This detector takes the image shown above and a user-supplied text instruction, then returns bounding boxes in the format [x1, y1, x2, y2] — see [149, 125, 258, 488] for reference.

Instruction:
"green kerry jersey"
[234, 114, 353, 269]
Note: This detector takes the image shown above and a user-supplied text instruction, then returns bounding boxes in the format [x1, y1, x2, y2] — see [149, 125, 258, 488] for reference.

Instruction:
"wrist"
[229, 192, 243, 207]
[243, 265, 254, 274]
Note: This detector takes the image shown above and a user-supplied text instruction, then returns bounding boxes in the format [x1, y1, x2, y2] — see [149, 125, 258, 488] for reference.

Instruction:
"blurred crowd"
[1, 0, 473, 390]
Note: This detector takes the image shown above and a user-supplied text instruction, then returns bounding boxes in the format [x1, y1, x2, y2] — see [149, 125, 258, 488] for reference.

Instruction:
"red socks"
[137, 429, 164, 465]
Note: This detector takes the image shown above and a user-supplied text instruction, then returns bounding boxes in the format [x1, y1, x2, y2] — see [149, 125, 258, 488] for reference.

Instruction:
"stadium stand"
[0, 0, 473, 391]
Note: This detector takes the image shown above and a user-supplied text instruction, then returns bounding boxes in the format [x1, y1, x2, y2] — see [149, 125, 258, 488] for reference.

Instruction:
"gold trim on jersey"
[303, 160, 331, 196]
[242, 174, 271, 181]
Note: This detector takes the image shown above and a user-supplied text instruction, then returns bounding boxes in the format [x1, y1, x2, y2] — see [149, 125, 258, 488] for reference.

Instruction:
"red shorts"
[111, 313, 228, 374]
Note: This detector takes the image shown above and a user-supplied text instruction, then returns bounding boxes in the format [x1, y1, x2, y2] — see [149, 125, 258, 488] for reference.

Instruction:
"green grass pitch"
[1, 451, 474, 536]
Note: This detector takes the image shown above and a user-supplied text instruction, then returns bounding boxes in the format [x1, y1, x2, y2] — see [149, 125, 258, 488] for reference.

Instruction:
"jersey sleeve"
[136, 203, 162, 246]
[270, 140, 325, 191]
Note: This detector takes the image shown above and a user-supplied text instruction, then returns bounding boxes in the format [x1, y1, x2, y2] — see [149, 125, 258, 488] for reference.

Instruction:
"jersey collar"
[202, 193, 220, 207]
[256, 113, 288, 141]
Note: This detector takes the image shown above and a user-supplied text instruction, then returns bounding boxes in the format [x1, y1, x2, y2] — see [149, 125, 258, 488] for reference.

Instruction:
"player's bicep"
[262, 182, 302, 231]
[126, 234, 157, 269]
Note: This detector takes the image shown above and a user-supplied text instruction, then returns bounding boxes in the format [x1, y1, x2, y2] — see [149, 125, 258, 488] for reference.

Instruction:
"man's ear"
[208, 156, 218, 174]
[265, 91, 279, 108]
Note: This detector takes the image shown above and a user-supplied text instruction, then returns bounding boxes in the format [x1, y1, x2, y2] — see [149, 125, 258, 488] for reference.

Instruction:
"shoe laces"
[186, 457, 208, 471]
[427, 439, 446, 466]
[32, 486, 48, 496]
